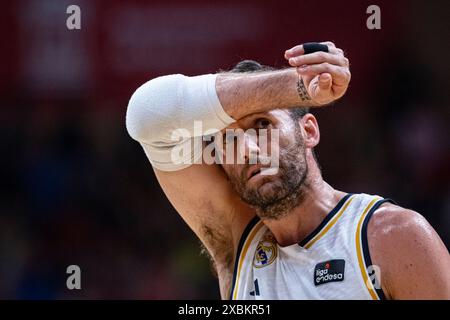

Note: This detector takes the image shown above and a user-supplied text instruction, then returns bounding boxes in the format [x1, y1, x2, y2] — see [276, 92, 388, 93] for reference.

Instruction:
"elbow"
[126, 82, 152, 143]
[126, 74, 185, 143]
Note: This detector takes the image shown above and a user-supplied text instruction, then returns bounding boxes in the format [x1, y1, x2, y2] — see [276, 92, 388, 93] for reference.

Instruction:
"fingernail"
[289, 58, 297, 64]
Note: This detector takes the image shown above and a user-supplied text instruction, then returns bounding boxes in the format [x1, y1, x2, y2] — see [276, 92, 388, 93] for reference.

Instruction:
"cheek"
[278, 130, 300, 150]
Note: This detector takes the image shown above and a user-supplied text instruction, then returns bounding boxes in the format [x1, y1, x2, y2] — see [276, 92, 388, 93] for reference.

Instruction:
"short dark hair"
[229, 60, 310, 120]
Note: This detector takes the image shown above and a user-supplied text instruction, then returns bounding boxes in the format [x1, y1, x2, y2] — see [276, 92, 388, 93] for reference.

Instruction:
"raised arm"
[217, 41, 350, 119]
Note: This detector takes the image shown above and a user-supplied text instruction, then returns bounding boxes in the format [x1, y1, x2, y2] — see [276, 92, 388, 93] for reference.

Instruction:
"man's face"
[220, 109, 310, 220]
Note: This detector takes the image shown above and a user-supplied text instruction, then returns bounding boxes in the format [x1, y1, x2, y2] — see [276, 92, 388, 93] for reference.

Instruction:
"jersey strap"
[229, 215, 262, 299]
[356, 197, 396, 300]
[299, 193, 354, 249]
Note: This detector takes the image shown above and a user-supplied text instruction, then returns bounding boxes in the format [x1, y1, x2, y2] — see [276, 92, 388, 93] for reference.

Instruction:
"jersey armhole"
[361, 198, 396, 300]
[228, 215, 260, 300]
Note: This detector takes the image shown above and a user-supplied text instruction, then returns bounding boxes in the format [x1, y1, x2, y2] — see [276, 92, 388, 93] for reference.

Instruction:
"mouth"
[248, 168, 261, 180]
[247, 165, 277, 181]
[247, 165, 262, 181]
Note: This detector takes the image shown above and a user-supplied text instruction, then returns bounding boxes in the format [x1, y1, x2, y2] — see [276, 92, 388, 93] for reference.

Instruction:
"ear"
[300, 114, 320, 149]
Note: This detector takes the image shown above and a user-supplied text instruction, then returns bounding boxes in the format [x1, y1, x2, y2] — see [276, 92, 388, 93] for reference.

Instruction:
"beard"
[227, 129, 309, 220]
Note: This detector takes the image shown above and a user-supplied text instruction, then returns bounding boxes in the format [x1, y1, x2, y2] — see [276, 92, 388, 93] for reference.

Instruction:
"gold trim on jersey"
[355, 197, 381, 300]
[303, 195, 355, 249]
[232, 220, 265, 299]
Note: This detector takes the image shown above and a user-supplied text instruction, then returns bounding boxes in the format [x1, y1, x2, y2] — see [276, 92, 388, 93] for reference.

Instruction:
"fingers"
[284, 41, 340, 59]
[288, 51, 349, 68]
[320, 41, 340, 54]
[297, 62, 351, 86]
[318, 73, 332, 90]
[284, 44, 305, 58]
[285, 41, 350, 85]
[285, 42, 350, 104]
[307, 73, 334, 104]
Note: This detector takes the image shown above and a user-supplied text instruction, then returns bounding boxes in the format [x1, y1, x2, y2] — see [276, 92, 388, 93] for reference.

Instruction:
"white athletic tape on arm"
[126, 73, 235, 171]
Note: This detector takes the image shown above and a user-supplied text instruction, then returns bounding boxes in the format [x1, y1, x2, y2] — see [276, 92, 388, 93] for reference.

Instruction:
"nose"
[242, 131, 260, 164]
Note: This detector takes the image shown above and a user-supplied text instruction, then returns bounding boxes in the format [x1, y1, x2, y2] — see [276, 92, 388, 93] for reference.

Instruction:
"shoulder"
[367, 202, 450, 299]
[368, 202, 436, 245]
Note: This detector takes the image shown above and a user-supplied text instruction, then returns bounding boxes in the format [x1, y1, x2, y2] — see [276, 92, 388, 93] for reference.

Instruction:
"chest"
[243, 244, 370, 299]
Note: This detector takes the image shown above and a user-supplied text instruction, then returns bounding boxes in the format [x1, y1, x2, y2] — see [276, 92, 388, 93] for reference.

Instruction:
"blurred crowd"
[0, 0, 448, 299]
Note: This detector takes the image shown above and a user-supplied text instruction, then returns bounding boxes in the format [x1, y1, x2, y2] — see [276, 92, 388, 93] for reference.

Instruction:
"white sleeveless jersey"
[229, 193, 393, 300]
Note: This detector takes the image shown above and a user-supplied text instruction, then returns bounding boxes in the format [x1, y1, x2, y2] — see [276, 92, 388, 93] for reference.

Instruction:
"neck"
[262, 167, 346, 247]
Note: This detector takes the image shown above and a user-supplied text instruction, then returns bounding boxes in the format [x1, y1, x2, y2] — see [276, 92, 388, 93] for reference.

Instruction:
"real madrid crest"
[253, 231, 278, 268]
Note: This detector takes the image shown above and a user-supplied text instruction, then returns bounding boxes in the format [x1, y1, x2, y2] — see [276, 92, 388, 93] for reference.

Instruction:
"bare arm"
[216, 68, 306, 119]
[153, 157, 255, 299]
[217, 41, 350, 120]
[369, 204, 450, 299]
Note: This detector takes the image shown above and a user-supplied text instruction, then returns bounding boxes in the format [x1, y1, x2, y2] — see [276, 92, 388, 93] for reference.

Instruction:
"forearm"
[127, 68, 316, 145]
[126, 68, 327, 171]
[216, 68, 317, 120]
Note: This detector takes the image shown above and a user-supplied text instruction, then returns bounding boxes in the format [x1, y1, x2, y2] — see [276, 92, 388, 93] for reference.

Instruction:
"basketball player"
[126, 42, 450, 299]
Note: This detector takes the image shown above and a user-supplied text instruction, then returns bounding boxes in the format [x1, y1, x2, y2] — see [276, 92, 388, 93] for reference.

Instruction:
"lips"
[246, 165, 268, 181]
[246, 165, 260, 180]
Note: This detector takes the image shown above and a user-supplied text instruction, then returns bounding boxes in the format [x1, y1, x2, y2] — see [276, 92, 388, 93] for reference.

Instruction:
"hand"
[284, 42, 351, 105]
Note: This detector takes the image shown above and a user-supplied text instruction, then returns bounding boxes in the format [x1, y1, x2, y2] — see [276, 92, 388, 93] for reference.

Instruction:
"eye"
[255, 118, 271, 129]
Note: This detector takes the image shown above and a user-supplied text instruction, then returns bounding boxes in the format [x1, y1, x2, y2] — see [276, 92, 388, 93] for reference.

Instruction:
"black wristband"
[303, 42, 329, 54]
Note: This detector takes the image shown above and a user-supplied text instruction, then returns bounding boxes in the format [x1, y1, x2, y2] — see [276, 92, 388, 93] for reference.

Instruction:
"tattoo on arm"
[296, 77, 311, 101]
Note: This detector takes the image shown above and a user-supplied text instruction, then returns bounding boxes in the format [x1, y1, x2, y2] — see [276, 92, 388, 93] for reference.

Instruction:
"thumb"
[318, 73, 332, 91]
